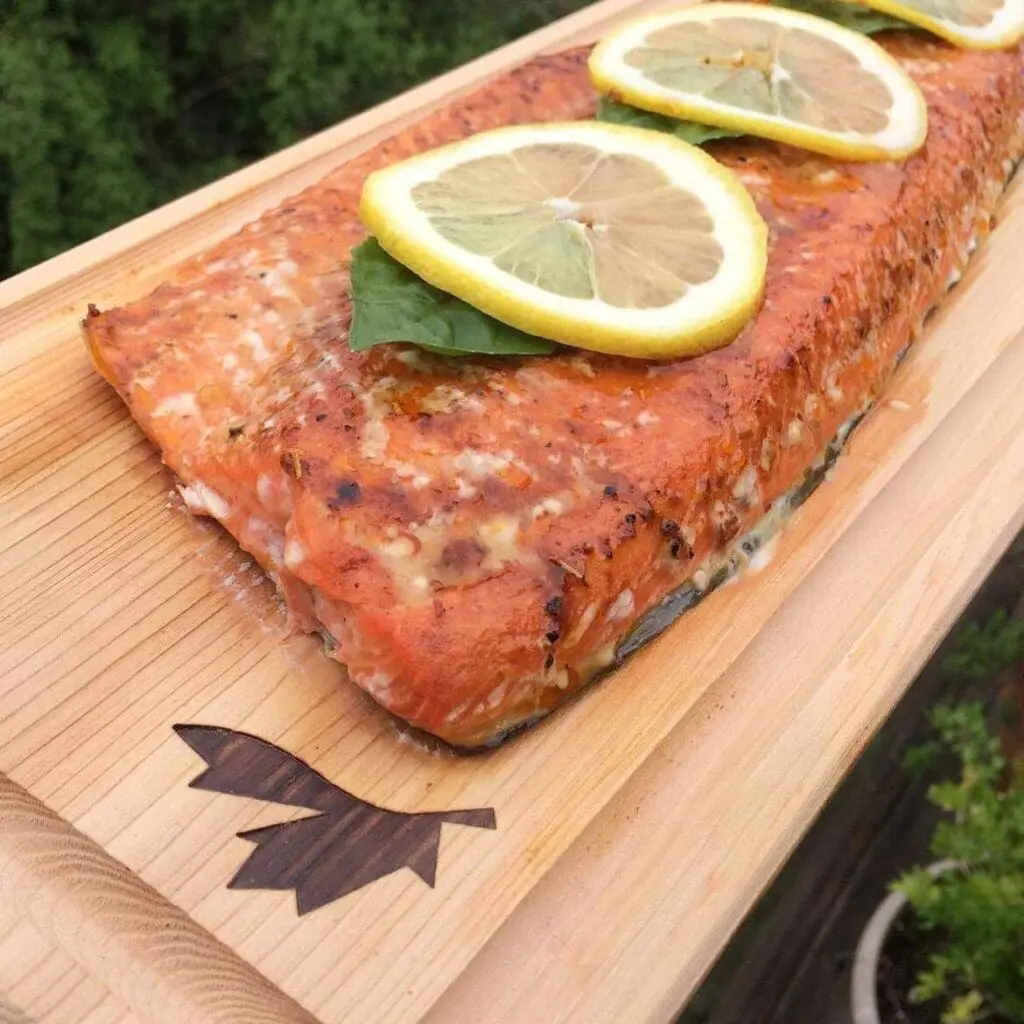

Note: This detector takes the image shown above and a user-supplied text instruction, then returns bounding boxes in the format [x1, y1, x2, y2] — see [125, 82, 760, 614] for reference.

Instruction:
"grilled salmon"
[84, 33, 1024, 747]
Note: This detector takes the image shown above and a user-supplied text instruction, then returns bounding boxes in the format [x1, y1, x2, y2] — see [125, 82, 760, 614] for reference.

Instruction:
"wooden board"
[1, 0, 1023, 1020]
[0, 900, 139, 1024]
[427, 327, 1024, 1024]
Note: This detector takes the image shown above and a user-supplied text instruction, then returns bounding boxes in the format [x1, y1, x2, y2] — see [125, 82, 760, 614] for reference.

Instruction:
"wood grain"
[173, 725, 496, 913]
[0, 775, 317, 1024]
[428, 326, 1024, 1024]
[0, 994, 34, 1024]
[0, 0, 1022, 1021]
[0, 903, 138, 1024]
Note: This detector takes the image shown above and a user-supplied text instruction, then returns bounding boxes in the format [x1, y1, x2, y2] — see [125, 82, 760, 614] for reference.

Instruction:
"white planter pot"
[850, 859, 959, 1024]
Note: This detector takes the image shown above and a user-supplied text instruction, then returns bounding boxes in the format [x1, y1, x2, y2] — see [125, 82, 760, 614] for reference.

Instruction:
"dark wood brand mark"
[173, 724, 497, 915]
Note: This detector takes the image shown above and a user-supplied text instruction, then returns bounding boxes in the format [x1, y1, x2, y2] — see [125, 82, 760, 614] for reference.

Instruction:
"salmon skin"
[85, 34, 1024, 748]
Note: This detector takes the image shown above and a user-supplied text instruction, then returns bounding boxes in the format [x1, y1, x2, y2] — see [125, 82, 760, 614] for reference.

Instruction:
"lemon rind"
[587, 1, 929, 162]
[857, 0, 1024, 48]
[359, 121, 769, 359]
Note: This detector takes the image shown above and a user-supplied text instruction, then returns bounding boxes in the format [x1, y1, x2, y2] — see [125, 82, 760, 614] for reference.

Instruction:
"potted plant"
[851, 700, 1024, 1024]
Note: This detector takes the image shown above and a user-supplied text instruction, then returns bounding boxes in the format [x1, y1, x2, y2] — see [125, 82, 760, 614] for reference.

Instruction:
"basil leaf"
[348, 238, 558, 358]
[771, 0, 914, 34]
[596, 97, 745, 146]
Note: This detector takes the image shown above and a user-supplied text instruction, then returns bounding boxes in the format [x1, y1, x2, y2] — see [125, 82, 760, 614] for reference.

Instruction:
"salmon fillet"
[84, 33, 1024, 748]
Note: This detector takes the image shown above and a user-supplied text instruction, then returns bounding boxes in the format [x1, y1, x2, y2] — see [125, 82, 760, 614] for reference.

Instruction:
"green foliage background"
[0, 0, 590, 280]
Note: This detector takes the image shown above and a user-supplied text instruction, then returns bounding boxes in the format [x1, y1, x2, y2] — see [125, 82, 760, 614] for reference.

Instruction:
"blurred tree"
[0, 0, 591, 279]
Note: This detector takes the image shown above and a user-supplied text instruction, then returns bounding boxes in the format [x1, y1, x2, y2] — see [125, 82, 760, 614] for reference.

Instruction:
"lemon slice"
[856, 0, 1024, 47]
[358, 122, 768, 360]
[588, 2, 929, 162]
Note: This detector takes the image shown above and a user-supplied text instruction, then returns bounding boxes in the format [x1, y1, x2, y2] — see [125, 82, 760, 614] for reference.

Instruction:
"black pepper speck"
[329, 480, 362, 508]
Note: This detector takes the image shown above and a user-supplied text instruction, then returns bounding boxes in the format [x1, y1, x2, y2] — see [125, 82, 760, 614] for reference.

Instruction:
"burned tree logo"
[173, 724, 496, 915]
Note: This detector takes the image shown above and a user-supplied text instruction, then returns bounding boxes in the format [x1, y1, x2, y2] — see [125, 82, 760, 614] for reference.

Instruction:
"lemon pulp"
[588, 2, 929, 161]
[857, 0, 1024, 47]
[359, 122, 769, 359]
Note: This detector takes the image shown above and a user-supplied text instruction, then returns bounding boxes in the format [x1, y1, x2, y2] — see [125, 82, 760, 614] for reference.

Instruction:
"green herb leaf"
[348, 238, 558, 358]
[893, 699, 1024, 1024]
[596, 97, 745, 146]
[771, 0, 915, 34]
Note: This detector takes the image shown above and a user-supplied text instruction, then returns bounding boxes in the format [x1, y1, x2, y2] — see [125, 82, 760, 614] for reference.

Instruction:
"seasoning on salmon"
[83, 35, 1024, 748]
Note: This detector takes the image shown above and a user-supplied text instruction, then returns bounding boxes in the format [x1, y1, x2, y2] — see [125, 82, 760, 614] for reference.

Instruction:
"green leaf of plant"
[904, 739, 942, 778]
[896, 699, 1024, 1024]
[595, 97, 745, 146]
[911, 965, 948, 1003]
[941, 610, 1024, 681]
[348, 237, 558, 358]
[893, 866, 941, 909]
[942, 989, 985, 1024]
[770, 0, 915, 34]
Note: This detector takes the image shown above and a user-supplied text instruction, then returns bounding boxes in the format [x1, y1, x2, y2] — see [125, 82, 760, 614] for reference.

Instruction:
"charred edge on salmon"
[439, 199, 1006, 755]
[444, 404, 867, 754]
